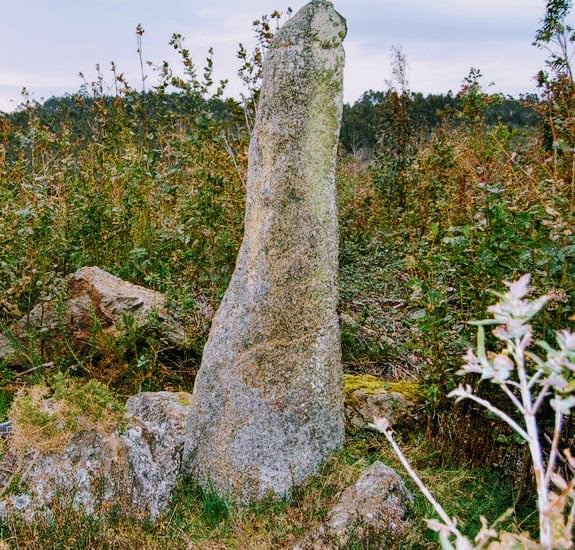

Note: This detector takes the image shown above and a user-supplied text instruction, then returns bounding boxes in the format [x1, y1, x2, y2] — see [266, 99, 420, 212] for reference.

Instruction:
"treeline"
[2, 86, 540, 160]
[3, 92, 244, 147]
[340, 89, 540, 155]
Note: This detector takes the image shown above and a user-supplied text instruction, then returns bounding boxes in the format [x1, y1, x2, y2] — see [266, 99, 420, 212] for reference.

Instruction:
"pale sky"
[0, 0, 567, 112]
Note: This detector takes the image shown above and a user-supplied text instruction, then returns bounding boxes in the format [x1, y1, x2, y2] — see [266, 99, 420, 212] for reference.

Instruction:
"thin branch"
[501, 383, 526, 414]
[222, 132, 246, 188]
[512, 343, 532, 412]
[455, 391, 530, 442]
[376, 423, 462, 536]
[533, 382, 551, 415]
[545, 406, 562, 484]
[528, 370, 544, 389]
[13, 362, 54, 379]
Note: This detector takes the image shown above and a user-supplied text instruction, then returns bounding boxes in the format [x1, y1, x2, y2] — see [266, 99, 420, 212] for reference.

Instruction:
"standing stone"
[184, 0, 347, 501]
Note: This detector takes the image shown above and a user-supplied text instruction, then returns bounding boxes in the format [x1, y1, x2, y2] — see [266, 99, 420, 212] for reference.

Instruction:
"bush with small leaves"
[372, 274, 574, 549]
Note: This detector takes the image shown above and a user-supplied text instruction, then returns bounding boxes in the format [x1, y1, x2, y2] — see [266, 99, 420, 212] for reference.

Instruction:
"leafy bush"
[373, 275, 574, 548]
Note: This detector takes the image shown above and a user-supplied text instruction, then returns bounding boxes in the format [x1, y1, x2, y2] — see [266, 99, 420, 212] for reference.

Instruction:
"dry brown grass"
[8, 376, 124, 456]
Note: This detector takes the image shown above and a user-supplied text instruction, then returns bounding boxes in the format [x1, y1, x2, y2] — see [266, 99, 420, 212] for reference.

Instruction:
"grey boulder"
[0, 391, 192, 521]
[296, 462, 413, 549]
[0, 267, 192, 366]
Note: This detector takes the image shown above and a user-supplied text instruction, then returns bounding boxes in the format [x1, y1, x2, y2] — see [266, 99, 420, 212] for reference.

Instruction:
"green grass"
[0, 389, 11, 422]
[0, 430, 536, 548]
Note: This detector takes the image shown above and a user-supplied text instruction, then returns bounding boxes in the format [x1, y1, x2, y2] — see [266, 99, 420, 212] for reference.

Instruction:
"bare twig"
[370, 418, 463, 538]
[13, 362, 54, 379]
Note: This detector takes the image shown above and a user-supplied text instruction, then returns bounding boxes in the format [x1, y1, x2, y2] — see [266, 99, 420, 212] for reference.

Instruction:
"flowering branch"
[379, 274, 575, 549]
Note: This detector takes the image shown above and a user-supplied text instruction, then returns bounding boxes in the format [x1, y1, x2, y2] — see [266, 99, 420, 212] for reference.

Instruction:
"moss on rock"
[343, 374, 423, 403]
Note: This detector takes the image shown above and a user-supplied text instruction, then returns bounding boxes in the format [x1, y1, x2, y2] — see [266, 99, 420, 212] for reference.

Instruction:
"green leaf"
[536, 340, 555, 354]
[477, 325, 486, 362]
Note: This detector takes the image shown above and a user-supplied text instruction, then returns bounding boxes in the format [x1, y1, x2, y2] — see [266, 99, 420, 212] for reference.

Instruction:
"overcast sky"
[0, 0, 568, 112]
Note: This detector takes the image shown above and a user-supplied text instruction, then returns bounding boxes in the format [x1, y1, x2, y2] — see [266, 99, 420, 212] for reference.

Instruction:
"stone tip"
[274, 0, 347, 48]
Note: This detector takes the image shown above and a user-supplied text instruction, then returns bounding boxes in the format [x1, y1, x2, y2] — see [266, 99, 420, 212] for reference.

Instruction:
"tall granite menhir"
[185, 0, 347, 501]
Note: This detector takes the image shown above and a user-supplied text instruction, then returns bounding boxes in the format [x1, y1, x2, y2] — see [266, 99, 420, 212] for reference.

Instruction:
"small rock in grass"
[344, 374, 420, 429]
[295, 462, 412, 549]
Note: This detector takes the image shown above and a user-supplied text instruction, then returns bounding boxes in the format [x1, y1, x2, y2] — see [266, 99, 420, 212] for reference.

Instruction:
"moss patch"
[343, 374, 424, 403]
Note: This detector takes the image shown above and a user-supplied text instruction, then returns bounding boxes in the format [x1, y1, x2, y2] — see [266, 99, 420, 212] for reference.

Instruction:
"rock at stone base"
[0, 267, 194, 366]
[346, 389, 414, 430]
[122, 391, 192, 518]
[0, 391, 192, 521]
[343, 375, 421, 430]
[295, 462, 412, 549]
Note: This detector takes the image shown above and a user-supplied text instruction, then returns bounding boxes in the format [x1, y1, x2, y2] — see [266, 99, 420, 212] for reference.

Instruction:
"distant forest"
[340, 90, 539, 155]
[3, 87, 540, 159]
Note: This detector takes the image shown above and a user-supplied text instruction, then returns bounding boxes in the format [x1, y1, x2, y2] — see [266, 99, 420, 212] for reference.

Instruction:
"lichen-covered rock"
[1, 430, 127, 519]
[0, 267, 191, 366]
[0, 391, 191, 521]
[343, 374, 420, 429]
[184, 0, 347, 502]
[295, 462, 412, 549]
[346, 389, 413, 430]
[122, 391, 192, 518]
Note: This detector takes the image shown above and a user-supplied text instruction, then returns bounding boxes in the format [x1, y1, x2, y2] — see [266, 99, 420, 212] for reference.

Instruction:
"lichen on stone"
[176, 392, 192, 406]
[1, 390, 192, 521]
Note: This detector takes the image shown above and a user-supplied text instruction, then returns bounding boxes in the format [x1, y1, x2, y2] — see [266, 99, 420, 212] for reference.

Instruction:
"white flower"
[505, 273, 531, 299]
[488, 296, 549, 324]
[557, 330, 575, 353]
[487, 274, 548, 329]
[459, 349, 483, 375]
[492, 354, 514, 382]
[492, 320, 531, 342]
[550, 395, 575, 416]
